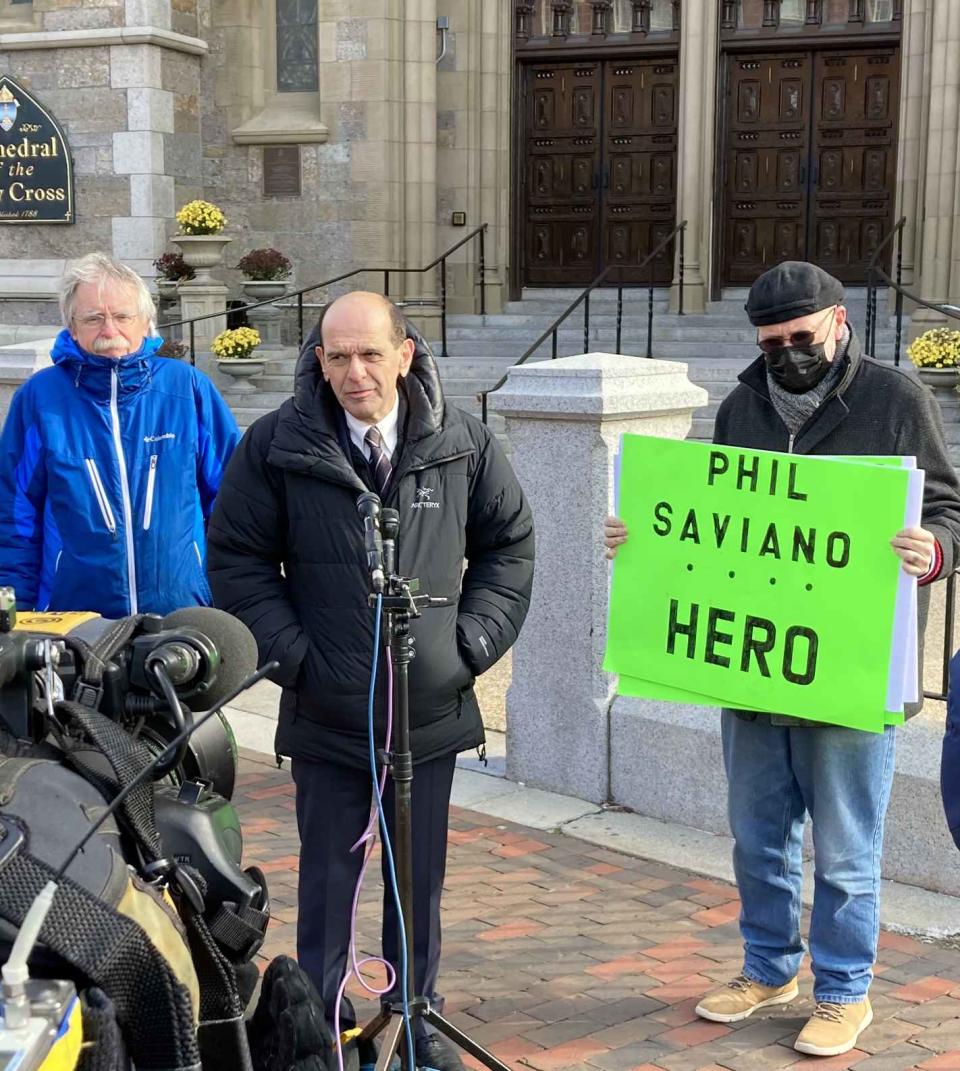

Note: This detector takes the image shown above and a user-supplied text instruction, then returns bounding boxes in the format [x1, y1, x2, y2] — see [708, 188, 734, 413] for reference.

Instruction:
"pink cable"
[333, 648, 396, 1071]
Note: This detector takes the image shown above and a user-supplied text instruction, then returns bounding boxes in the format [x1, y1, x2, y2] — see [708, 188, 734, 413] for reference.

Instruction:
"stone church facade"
[0, 0, 957, 328]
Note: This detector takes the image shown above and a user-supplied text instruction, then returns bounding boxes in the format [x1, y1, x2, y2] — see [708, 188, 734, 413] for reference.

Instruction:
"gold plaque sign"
[0, 76, 74, 224]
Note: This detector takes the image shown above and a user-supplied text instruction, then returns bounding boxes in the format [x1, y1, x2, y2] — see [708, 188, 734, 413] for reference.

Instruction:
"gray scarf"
[765, 325, 851, 436]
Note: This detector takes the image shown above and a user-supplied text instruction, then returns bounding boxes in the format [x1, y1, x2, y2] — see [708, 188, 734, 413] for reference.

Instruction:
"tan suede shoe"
[794, 998, 873, 1056]
[695, 974, 799, 1023]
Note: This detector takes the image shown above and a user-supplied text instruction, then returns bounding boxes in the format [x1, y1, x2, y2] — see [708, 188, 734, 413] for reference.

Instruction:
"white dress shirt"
[344, 395, 400, 463]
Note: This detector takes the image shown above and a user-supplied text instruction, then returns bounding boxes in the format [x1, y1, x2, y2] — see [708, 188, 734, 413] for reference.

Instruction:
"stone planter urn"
[156, 279, 179, 301]
[216, 357, 265, 393]
[171, 235, 233, 284]
[242, 280, 288, 302]
[916, 367, 959, 391]
[154, 279, 181, 334]
[242, 280, 288, 349]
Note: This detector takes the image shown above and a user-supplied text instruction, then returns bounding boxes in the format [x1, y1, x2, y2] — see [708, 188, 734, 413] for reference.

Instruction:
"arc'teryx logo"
[411, 486, 440, 510]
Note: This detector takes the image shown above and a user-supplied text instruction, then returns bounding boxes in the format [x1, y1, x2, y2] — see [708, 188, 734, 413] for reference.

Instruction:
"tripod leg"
[374, 1015, 405, 1071]
[422, 1009, 513, 1071]
[358, 1007, 391, 1044]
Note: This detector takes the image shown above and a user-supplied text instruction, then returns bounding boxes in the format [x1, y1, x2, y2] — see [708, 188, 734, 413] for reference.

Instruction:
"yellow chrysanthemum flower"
[176, 199, 228, 236]
[212, 326, 262, 359]
[908, 328, 960, 370]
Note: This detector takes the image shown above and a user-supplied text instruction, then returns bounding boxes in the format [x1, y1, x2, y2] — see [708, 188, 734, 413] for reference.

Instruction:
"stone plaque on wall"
[0, 76, 74, 224]
[263, 146, 301, 198]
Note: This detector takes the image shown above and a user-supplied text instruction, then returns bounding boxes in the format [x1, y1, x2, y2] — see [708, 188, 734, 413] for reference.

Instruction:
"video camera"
[0, 587, 271, 1070]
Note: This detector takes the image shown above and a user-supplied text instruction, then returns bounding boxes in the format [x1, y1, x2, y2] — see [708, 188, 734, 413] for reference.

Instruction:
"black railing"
[864, 216, 906, 361]
[926, 570, 959, 705]
[158, 224, 487, 364]
[864, 215, 960, 364]
[479, 221, 686, 424]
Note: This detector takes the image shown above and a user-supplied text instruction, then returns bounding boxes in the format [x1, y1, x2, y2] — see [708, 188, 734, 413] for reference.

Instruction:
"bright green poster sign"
[603, 437, 913, 731]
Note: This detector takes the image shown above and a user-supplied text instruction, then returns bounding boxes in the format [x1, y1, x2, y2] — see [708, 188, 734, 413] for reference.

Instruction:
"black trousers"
[291, 752, 457, 1036]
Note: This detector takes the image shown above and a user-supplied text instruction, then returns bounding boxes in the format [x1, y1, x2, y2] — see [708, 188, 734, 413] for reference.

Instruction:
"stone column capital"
[488, 353, 708, 423]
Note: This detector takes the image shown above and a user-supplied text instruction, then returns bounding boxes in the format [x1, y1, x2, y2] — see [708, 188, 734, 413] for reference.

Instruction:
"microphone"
[356, 491, 385, 593]
[159, 607, 260, 711]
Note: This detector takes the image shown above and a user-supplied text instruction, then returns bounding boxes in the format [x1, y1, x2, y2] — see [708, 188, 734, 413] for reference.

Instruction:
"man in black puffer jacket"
[207, 292, 534, 1071]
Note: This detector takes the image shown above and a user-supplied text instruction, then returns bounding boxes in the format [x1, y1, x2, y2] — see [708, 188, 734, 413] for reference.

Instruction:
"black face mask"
[763, 342, 832, 394]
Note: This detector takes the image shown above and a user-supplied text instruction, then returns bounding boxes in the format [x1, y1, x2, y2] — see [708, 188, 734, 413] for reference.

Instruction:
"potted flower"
[152, 251, 195, 301]
[238, 247, 293, 305]
[907, 328, 960, 390]
[171, 200, 231, 282]
[211, 326, 264, 393]
[237, 248, 293, 348]
[155, 338, 190, 360]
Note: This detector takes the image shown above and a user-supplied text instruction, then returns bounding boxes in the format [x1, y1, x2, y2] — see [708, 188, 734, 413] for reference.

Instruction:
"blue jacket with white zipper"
[0, 330, 241, 617]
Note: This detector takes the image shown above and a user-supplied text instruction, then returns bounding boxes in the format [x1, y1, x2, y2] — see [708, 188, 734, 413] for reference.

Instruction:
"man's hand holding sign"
[600, 261, 960, 1059]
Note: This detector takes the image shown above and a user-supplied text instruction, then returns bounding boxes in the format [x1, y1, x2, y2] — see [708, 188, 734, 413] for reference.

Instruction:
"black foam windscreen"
[160, 606, 259, 712]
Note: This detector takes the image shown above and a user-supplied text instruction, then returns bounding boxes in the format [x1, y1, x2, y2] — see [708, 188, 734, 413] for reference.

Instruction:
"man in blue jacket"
[0, 252, 240, 617]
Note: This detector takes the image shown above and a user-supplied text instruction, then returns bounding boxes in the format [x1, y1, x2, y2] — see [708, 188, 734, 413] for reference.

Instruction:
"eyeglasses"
[757, 307, 836, 354]
[75, 312, 139, 329]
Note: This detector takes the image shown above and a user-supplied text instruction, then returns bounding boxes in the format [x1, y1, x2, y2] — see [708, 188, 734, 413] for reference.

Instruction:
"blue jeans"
[722, 711, 896, 1004]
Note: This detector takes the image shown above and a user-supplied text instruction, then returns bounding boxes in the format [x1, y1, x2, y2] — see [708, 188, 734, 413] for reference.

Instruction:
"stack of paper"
[603, 436, 923, 732]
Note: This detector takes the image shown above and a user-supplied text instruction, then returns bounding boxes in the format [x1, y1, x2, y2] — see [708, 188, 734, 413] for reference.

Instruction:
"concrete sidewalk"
[235, 748, 960, 1071]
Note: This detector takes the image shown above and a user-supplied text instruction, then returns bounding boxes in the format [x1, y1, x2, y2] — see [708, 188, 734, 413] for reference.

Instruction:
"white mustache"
[91, 337, 130, 354]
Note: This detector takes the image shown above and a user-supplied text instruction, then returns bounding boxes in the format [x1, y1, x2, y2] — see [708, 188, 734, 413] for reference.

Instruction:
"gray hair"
[59, 252, 157, 331]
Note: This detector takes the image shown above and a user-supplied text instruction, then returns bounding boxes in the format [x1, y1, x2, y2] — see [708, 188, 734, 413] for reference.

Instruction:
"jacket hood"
[50, 329, 166, 398]
[292, 318, 445, 443]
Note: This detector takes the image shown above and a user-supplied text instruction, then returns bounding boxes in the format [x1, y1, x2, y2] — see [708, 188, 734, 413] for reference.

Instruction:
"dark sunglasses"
[757, 307, 837, 354]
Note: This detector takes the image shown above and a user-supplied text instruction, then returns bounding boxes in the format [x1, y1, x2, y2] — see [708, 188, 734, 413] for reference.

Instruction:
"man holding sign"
[604, 262, 960, 1056]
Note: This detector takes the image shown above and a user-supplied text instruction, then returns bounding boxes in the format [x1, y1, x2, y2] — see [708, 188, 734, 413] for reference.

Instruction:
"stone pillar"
[894, 0, 927, 291]
[437, 0, 511, 314]
[488, 354, 708, 803]
[911, 0, 960, 333]
[671, 0, 718, 314]
[111, 40, 176, 278]
[244, 289, 286, 353]
[398, 1, 439, 332]
[176, 282, 227, 371]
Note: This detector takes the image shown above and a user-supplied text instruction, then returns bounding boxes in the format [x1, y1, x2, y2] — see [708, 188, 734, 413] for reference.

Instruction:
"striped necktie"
[364, 426, 392, 498]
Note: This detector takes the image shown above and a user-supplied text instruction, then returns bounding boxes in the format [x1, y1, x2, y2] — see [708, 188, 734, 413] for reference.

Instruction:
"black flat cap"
[745, 261, 844, 326]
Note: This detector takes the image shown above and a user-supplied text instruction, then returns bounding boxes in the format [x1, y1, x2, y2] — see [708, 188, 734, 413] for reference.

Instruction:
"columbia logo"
[143, 432, 176, 443]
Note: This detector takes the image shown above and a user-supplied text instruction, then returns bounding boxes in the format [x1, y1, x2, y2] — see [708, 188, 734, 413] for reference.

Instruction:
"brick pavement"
[235, 750, 960, 1071]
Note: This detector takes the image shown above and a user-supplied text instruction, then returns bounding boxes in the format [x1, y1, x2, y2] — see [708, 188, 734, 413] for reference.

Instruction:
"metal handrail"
[864, 216, 960, 362]
[158, 224, 488, 364]
[925, 570, 959, 705]
[479, 220, 687, 423]
[864, 215, 906, 360]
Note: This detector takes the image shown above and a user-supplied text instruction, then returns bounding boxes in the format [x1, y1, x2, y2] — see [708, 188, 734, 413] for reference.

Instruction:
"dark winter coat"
[715, 327, 960, 719]
[206, 327, 535, 767]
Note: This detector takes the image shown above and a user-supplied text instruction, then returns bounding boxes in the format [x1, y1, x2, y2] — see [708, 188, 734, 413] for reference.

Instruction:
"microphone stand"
[359, 509, 512, 1071]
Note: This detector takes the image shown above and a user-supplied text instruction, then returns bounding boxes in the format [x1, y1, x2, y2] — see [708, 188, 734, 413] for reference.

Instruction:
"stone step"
[221, 389, 291, 410]
[443, 313, 896, 333]
[256, 375, 296, 392]
[440, 341, 898, 361]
